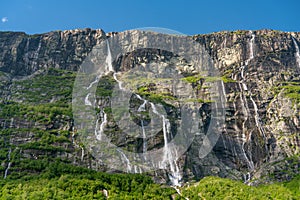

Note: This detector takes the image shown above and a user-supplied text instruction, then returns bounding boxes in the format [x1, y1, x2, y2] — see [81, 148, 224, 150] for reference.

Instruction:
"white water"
[150, 102, 182, 186]
[134, 165, 143, 173]
[220, 81, 227, 103]
[84, 93, 92, 106]
[87, 77, 100, 90]
[88, 39, 182, 185]
[33, 40, 42, 59]
[250, 96, 266, 138]
[292, 37, 300, 68]
[117, 149, 132, 172]
[4, 118, 14, 178]
[136, 94, 148, 153]
[106, 40, 114, 72]
[249, 34, 255, 60]
[141, 120, 147, 153]
[105, 40, 134, 173]
[81, 147, 84, 161]
[243, 172, 252, 183]
[95, 109, 108, 141]
[4, 148, 12, 179]
[10, 117, 14, 128]
[238, 33, 257, 175]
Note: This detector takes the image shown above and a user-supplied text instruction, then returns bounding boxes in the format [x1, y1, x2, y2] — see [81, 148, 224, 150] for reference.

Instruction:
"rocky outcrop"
[191, 30, 299, 184]
[0, 29, 299, 185]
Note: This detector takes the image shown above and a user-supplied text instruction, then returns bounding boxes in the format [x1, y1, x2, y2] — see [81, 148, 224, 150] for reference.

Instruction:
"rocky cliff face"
[0, 28, 299, 185]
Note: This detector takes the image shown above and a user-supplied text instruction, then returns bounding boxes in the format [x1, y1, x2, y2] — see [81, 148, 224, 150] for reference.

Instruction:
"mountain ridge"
[0, 28, 299, 186]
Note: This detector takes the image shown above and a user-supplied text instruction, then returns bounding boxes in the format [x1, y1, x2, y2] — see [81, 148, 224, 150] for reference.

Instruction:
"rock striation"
[0, 28, 299, 185]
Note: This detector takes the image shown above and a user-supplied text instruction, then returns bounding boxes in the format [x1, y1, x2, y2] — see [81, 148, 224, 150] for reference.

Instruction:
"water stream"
[4, 148, 11, 179]
[239, 33, 257, 179]
[108, 39, 181, 185]
[83, 38, 182, 185]
[292, 37, 300, 68]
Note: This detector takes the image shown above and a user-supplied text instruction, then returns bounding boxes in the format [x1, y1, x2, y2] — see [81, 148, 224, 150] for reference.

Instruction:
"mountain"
[0, 28, 299, 187]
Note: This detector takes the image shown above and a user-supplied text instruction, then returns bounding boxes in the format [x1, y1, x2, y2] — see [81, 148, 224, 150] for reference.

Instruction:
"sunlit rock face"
[0, 29, 299, 185]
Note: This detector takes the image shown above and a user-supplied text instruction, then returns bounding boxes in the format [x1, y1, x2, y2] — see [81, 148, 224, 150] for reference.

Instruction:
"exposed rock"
[0, 29, 299, 185]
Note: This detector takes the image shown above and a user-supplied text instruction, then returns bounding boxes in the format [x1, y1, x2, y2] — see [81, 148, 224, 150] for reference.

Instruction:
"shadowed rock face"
[0, 29, 299, 185]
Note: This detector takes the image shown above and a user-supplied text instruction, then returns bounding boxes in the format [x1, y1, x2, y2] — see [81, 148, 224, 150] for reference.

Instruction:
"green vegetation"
[231, 30, 248, 35]
[179, 176, 300, 200]
[10, 68, 76, 104]
[1, 172, 299, 199]
[281, 82, 300, 103]
[1, 67, 299, 199]
[95, 75, 116, 97]
[0, 163, 176, 200]
[181, 75, 203, 84]
[181, 74, 235, 84]
[273, 81, 300, 105]
[137, 85, 176, 105]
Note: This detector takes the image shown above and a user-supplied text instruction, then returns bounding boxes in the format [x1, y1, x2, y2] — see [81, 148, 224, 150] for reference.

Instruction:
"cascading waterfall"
[89, 40, 113, 141]
[136, 94, 148, 153]
[105, 40, 114, 73]
[84, 93, 92, 106]
[84, 39, 133, 172]
[104, 39, 182, 185]
[238, 33, 257, 179]
[4, 118, 14, 178]
[292, 37, 300, 68]
[248, 33, 255, 60]
[95, 109, 107, 141]
[117, 149, 132, 172]
[249, 96, 266, 138]
[220, 81, 229, 150]
[81, 147, 84, 161]
[33, 40, 42, 59]
[238, 32, 269, 183]
[4, 148, 12, 179]
[105, 40, 135, 172]
[141, 120, 147, 153]
[247, 34, 267, 141]
[150, 103, 182, 186]
[23, 38, 30, 65]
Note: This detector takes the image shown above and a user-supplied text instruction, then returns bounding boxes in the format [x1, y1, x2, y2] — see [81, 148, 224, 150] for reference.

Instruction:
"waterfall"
[95, 109, 107, 141]
[4, 148, 12, 179]
[33, 39, 42, 59]
[105, 39, 134, 172]
[81, 147, 84, 161]
[89, 38, 182, 184]
[243, 172, 251, 183]
[99, 109, 108, 138]
[150, 103, 182, 186]
[238, 33, 257, 175]
[250, 96, 266, 138]
[136, 94, 148, 153]
[141, 120, 147, 153]
[106, 40, 114, 72]
[24, 38, 30, 65]
[292, 37, 300, 68]
[10, 117, 14, 128]
[220, 81, 227, 103]
[238, 89, 254, 171]
[249, 33, 255, 60]
[87, 77, 100, 90]
[86, 39, 114, 104]
[84, 93, 92, 106]
[117, 149, 132, 172]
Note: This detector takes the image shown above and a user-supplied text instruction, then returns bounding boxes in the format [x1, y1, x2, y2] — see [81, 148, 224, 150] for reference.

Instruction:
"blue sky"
[1, 0, 300, 35]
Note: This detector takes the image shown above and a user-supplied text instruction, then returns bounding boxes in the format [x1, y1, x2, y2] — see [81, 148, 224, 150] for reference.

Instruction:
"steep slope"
[0, 29, 299, 185]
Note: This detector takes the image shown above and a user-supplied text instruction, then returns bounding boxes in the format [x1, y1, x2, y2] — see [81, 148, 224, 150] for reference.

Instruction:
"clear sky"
[1, 0, 300, 35]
